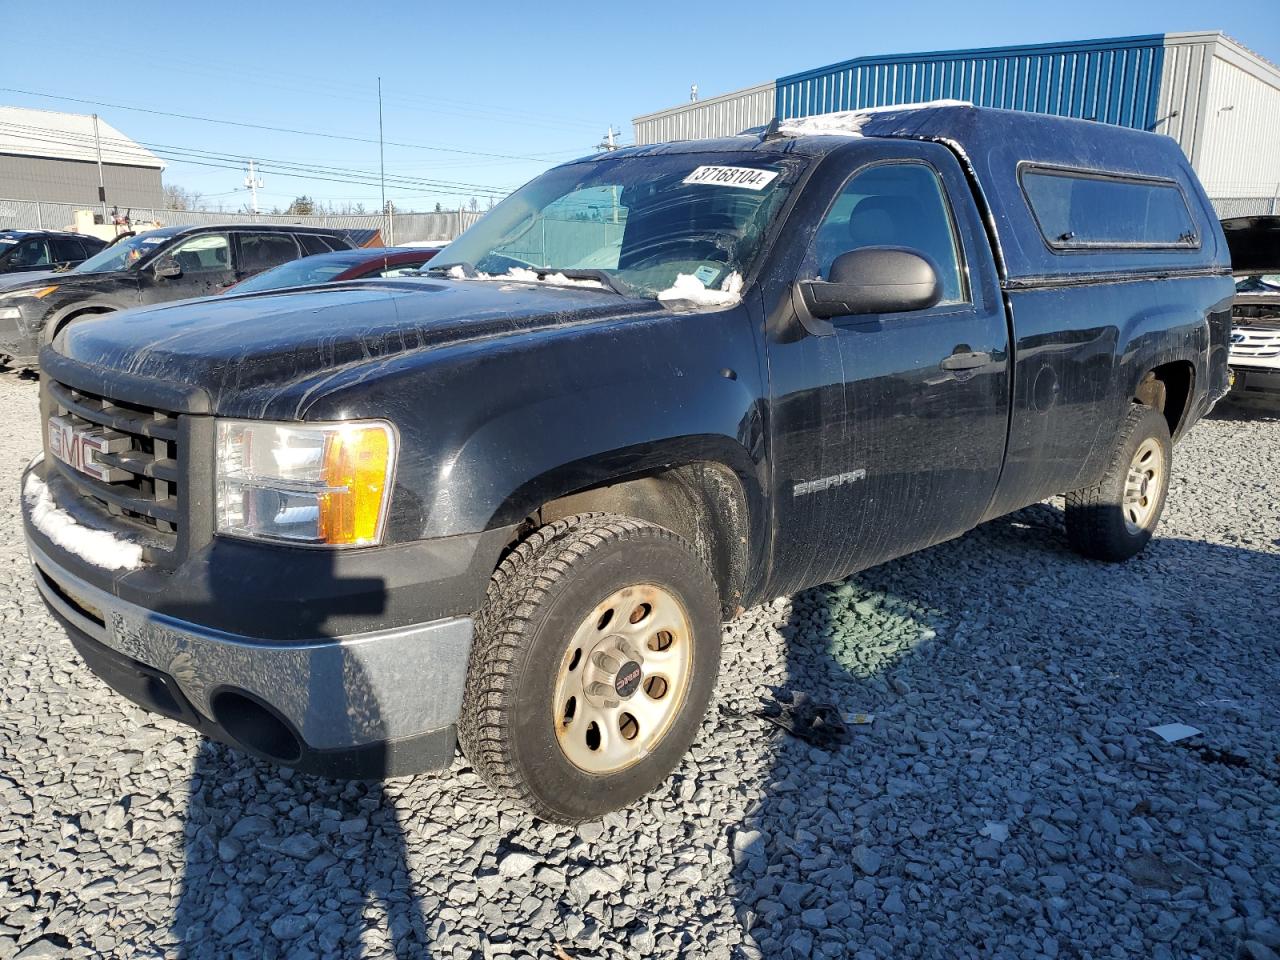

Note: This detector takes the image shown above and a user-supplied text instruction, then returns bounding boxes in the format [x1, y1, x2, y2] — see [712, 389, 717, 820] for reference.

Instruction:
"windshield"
[230, 256, 354, 294]
[436, 151, 802, 299]
[1237, 274, 1280, 293]
[74, 230, 176, 274]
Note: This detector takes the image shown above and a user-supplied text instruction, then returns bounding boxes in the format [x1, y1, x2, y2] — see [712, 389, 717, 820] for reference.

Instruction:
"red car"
[224, 246, 441, 295]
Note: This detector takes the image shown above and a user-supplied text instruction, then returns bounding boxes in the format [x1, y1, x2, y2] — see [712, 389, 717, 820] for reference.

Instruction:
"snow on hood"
[656, 271, 743, 306]
[501, 267, 604, 289]
[778, 99, 973, 137]
[25, 470, 144, 571]
[448, 264, 604, 289]
[451, 262, 743, 305]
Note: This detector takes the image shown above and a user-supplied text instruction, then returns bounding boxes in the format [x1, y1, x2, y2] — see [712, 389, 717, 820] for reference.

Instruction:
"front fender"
[302, 300, 771, 549]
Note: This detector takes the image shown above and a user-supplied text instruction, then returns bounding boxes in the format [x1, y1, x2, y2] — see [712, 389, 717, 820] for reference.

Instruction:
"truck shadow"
[728, 502, 1280, 958]
[164, 551, 432, 958]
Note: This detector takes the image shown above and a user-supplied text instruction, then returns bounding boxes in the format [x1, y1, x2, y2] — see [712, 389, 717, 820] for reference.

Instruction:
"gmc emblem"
[48, 416, 129, 482]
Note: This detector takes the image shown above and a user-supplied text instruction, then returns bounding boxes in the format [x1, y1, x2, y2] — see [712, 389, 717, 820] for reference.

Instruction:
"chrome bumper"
[29, 540, 473, 752]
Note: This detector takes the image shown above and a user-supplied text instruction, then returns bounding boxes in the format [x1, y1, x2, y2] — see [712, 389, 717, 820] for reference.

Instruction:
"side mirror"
[153, 256, 182, 280]
[798, 246, 942, 320]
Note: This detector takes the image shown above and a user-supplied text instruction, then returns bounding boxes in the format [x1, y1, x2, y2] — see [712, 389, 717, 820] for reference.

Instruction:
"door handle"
[940, 350, 991, 372]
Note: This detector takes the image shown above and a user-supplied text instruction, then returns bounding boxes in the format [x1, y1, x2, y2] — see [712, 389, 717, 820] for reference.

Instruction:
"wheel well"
[534, 462, 750, 617]
[1135, 361, 1193, 438]
[52, 306, 116, 342]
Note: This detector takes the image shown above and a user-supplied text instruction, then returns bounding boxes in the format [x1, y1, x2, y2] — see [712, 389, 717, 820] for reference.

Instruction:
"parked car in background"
[224, 246, 441, 295]
[22, 105, 1233, 822]
[1221, 216, 1280, 403]
[0, 224, 355, 369]
[0, 230, 107, 283]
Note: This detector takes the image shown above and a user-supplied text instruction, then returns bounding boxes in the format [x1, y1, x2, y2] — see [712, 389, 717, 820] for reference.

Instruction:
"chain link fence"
[1209, 196, 1280, 218]
[0, 198, 486, 244]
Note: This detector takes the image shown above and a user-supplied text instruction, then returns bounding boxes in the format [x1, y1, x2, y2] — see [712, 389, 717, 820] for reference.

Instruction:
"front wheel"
[457, 514, 722, 823]
[1064, 404, 1172, 562]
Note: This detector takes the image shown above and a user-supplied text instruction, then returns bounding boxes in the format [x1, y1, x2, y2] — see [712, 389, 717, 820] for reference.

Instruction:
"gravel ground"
[0, 372, 1276, 960]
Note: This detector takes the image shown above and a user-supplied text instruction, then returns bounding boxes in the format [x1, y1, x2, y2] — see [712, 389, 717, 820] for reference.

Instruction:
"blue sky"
[4, 0, 1277, 212]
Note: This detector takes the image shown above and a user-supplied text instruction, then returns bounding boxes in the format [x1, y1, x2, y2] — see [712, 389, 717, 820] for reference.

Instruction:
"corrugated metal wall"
[1192, 35, 1280, 198]
[633, 82, 775, 145]
[630, 32, 1280, 202]
[0, 154, 163, 207]
[1154, 33, 1217, 163]
[775, 35, 1167, 130]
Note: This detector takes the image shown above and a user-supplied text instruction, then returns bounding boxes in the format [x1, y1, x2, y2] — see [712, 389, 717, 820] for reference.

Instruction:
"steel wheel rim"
[552, 583, 694, 774]
[1122, 437, 1163, 534]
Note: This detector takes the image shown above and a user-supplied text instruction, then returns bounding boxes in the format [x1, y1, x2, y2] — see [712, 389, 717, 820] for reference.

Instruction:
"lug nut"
[593, 651, 621, 672]
[618, 639, 644, 664]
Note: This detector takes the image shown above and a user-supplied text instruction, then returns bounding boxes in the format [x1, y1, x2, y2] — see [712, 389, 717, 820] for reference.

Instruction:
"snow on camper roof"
[775, 99, 973, 137]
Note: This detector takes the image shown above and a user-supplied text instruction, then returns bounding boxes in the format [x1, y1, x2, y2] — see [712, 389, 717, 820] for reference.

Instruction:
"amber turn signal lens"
[317, 425, 393, 545]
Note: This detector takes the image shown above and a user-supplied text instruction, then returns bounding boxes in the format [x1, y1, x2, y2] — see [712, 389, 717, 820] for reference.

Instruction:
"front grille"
[46, 379, 181, 548]
[1230, 324, 1280, 360]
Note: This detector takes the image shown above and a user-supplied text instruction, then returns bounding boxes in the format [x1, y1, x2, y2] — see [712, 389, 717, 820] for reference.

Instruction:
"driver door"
[147, 232, 236, 303]
[765, 145, 1011, 596]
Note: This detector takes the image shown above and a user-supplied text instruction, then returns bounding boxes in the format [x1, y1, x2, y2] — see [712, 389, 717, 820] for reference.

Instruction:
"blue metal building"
[632, 32, 1280, 213]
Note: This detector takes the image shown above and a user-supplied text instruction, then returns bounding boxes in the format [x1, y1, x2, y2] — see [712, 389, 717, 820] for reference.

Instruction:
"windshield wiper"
[425, 261, 476, 277]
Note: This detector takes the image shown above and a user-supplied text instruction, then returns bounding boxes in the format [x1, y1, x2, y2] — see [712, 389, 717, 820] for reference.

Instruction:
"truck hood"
[50, 278, 664, 416]
[1221, 216, 1280, 275]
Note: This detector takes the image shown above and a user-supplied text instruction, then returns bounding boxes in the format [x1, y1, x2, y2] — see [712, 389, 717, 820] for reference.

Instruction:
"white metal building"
[0, 105, 164, 209]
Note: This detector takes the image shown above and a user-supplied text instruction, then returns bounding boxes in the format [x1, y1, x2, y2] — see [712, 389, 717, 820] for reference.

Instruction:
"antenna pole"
[92, 113, 107, 221]
[378, 77, 390, 246]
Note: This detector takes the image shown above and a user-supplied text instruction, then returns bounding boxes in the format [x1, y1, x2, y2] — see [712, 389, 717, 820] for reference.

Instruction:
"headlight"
[215, 420, 397, 546]
[0, 285, 58, 301]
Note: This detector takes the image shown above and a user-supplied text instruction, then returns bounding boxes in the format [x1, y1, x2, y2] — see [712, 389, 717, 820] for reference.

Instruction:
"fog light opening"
[211, 691, 302, 763]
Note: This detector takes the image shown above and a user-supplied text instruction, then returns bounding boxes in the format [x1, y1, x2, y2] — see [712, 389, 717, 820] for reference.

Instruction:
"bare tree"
[162, 184, 204, 211]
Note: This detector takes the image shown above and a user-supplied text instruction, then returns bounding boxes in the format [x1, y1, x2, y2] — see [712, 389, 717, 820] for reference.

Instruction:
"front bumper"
[1228, 363, 1280, 399]
[29, 538, 472, 777]
[0, 306, 40, 367]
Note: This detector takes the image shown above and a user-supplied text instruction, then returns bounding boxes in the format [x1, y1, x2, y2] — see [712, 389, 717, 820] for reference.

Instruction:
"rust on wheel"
[552, 583, 694, 774]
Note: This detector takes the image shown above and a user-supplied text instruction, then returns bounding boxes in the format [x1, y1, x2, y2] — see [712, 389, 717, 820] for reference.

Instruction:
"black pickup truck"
[21, 105, 1232, 822]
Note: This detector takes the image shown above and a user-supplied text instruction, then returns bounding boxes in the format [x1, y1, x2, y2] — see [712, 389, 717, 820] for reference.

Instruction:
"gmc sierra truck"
[21, 104, 1233, 823]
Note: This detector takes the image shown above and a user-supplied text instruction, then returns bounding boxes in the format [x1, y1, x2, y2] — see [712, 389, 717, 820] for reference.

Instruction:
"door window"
[806, 162, 968, 305]
[11, 238, 52, 267]
[51, 236, 86, 262]
[238, 233, 301, 276]
[167, 233, 232, 274]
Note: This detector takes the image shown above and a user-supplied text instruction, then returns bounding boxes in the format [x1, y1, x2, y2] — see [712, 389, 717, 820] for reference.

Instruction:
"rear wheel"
[1064, 404, 1172, 562]
[457, 513, 722, 822]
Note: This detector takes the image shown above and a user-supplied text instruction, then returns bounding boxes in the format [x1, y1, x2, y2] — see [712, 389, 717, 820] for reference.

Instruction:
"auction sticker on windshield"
[682, 166, 779, 191]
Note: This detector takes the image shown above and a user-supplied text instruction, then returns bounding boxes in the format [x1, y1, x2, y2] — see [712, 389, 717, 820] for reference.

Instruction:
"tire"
[457, 513, 722, 823]
[1064, 404, 1172, 562]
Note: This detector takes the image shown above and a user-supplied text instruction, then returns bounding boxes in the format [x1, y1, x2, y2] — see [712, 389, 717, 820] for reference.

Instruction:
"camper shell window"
[1019, 165, 1199, 252]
